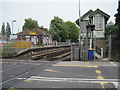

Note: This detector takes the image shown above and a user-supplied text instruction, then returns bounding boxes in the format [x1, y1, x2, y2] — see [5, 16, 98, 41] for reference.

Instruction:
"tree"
[6, 22, 11, 38]
[115, 1, 120, 26]
[49, 16, 68, 42]
[49, 16, 79, 42]
[1, 22, 6, 36]
[39, 25, 49, 33]
[105, 21, 118, 38]
[22, 18, 39, 30]
[65, 21, 79, 42]
[114, 0, 120, 38]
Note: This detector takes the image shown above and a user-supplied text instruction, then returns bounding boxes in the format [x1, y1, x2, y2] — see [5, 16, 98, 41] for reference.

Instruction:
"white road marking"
[17, 78, 27, 80]
[112, 82, 119, 88]
[26, 76, 119, 83]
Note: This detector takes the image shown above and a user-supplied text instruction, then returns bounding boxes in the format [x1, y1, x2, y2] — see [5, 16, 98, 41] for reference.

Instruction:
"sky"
[0, 0, 118, 34]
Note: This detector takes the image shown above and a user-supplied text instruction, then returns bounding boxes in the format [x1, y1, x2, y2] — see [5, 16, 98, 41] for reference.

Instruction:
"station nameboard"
[30, 32, 36, 35]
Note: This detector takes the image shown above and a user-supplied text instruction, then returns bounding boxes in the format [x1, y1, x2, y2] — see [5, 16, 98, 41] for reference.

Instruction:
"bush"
[111, 54, 120, 62]
[39, 45, 44, 47]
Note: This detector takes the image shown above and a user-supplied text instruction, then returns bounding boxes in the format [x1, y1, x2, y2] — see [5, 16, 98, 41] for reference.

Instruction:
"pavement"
[1, 59, 119, 89]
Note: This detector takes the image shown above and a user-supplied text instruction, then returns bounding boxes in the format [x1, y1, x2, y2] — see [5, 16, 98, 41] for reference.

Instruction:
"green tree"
[105, 21, 118, 38]
[114, 0, 120, 38]
[49, 16, 68, 42]
[6, 22, 11, 38]
[22, 18, 39, 30]
[65, 21, 79, 42]
[39, 25, 49, 33]
[49, 16, 79, 42]
[1, 22, 6, 36]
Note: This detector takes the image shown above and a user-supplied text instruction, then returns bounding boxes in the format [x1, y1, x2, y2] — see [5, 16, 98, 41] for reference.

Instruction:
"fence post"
[108, 35, 111, 61]
[71, 45, 73, 61]
[94, 35, 96, 60]
[101, 48, 103, 58]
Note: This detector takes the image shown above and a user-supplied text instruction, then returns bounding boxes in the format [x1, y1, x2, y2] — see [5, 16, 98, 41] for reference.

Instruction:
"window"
[95, 15, 103, 30]
[26, 36, 30, 41]
[81, 21, 88, 33]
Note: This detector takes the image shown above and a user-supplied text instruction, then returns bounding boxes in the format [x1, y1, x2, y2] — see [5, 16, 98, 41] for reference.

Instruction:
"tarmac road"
[0, 59, 119, 89]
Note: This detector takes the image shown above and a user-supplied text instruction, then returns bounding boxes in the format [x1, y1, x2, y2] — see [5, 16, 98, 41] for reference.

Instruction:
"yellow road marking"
[7, 88, 20, 90]
[95, 70, 101, 74]
[97, 76, 105, 88]
[44, 69, 59, 72]
[97, 76, 104, 80]
[95, 70, 108, 88]
[100, 82, 108, 88]
[53, 65, 98, 68]
[24, 79, 32, 82]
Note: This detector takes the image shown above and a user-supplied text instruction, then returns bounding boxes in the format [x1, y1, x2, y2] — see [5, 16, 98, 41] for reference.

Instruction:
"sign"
[30, 32, 36, 35]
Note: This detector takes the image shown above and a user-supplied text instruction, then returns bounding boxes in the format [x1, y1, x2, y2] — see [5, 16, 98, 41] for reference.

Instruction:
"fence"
[1, 41, 32, 57]
[11, 41, 32, 48]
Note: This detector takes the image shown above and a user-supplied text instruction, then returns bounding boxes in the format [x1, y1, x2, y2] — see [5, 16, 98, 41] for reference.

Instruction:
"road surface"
[0, 59, 119, 89]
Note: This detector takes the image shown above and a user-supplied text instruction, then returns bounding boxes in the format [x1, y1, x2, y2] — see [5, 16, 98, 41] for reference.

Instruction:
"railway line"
[12, 45, 72, 61]
[1, 45, 73, 88]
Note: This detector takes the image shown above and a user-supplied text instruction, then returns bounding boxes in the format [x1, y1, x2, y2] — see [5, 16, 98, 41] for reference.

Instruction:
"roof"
[16, 28, 50, 36]
[89, 8, 110, 20]
[75, 8, 110, 26]
[81, 9, 93, 20]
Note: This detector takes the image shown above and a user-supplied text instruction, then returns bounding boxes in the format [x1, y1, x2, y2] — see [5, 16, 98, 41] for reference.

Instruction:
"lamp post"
[12, 20, 16, 37]
[12, 20, 16, 48]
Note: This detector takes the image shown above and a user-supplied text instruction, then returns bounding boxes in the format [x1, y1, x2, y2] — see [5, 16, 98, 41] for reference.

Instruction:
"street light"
[12, 20, 16, 37]
[12, 20, 16, 48]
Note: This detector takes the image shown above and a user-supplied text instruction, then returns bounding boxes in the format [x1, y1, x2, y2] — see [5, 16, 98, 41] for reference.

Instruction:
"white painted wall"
[93, 14, 105, 38]
[83, 16, 89, 20]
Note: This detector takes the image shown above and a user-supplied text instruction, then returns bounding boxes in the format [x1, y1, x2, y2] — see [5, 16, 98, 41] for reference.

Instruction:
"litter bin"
[88, 49, 94, 60]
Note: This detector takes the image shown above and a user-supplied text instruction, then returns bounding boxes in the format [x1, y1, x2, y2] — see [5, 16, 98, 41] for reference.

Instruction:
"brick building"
[16, 28, 52, 45]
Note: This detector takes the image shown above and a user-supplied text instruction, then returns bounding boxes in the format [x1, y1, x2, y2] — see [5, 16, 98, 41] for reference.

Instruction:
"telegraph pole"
[79, 0, 81, 45]
[78, 0, 82, 60]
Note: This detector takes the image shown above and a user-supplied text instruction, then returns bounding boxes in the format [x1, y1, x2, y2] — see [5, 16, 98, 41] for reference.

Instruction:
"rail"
[14, 45, 71, 57]
[12, 45, 75, 60]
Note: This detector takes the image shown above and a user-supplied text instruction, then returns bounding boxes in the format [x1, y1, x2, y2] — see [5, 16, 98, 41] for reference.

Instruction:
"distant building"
[76, 8, 110, 59]
[16, 28, 52, 45]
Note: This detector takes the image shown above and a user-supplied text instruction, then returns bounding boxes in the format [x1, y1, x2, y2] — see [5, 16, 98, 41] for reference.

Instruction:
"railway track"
[13, 45, 72, 60]
[1, 45, 73, 88]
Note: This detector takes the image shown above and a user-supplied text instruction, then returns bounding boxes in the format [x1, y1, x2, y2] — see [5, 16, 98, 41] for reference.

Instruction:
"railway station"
[0, 0, 120, 89]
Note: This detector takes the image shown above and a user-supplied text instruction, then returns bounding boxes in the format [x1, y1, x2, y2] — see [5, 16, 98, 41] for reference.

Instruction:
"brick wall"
[95, 40, 106, 48]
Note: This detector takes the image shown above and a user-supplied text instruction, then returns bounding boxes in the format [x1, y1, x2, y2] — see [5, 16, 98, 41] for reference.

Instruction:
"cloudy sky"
[0, 0, 118, 34]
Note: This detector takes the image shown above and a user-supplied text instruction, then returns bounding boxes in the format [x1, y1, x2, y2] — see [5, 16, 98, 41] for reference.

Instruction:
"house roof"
[75, 9, 93, 25]
[89, 8, 110, 20]
[75, 8, 110, 26]
[81, 9, 93, 20]
[16, 28, 50, 36]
